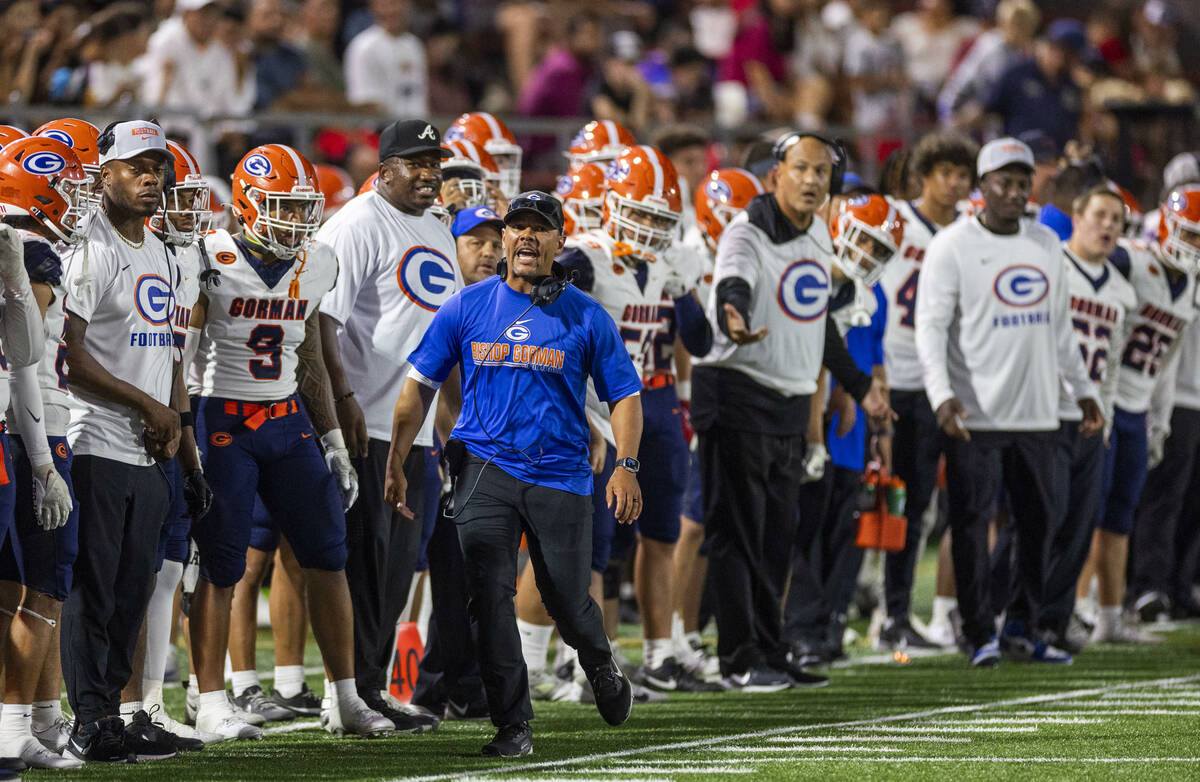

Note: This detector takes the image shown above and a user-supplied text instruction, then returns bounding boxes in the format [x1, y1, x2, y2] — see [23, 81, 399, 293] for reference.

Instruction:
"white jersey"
[693, 208, 835, 397]
[61, 212, 177, 466]
[915, 216, 1096, 432]
[680, 224, 716, 306]
[193, 230, 337, 401]
[1171, 317, 1200, 411]
[1058, 248, 1137, 422]
[879, 200, 949, 391]
[1112, 238, 1199, 414]
[318, 191, 459, 447]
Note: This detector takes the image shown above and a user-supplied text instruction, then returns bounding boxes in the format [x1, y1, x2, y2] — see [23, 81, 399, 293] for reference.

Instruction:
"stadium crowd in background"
[0, 0, 1198, 772]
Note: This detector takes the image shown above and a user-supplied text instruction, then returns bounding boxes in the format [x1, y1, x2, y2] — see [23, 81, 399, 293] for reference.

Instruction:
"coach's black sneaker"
[878, 617, 940, 651]
[585, 658, 633, 726]
[721, 667, 792, 693]
[270, 683, 323, 717]
[360, 691, 437, 734]
[481, 721, 532, 757]
[642, 658, 723, 693]
[233, 685, 296, 722]
[146, 705, 205, 752]
[776, 653, 830, 688]
[123, 710, 179, 761]
[67, 717, 127, 763]
[1133, 591, 1171, 624]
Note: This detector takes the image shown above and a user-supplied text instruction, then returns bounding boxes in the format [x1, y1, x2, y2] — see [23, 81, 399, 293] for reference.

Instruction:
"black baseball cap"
[504, 191, 564, 233]
[378, 119, 453, 163]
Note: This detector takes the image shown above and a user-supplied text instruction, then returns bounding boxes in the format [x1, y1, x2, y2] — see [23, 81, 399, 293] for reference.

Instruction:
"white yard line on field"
[766, 736, 971, 743]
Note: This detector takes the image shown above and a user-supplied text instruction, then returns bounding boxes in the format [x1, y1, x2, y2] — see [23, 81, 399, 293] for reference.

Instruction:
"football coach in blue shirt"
[384, 192, 643, 757]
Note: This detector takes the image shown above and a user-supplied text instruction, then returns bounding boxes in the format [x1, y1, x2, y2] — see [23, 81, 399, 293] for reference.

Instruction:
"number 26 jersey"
[193, 229, 338, 401]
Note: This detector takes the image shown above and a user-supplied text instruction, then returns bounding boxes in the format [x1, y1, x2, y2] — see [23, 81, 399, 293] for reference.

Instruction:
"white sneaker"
[528, 668, 560, 701]
[195, 704, 263, 742]
[1091, 618, 1164, 644]
[924, 616, 957, 648]
[321, 695, 394, 738]
[32, 715, 73, 753]
[185, 684, 198, 725]
[146, 695, 220, 745]
[3, 735, 83, 769]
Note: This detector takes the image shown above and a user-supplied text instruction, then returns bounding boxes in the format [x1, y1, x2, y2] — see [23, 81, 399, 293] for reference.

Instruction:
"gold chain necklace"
[115, 228, 145, 250]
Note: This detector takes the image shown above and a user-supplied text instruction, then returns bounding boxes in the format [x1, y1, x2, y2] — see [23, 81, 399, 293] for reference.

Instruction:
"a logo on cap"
[134, 274, 174, 325]
[244, 154, 272, 177]
[525, 193, 542, 201]
[131, 126, 159, 138]
[396, 246, 455, 312]
[21, 151, 67, 176]
[40, 129, 74, 147]
[418, 124, 437, 141]
[476, 207, 499, 219]
[777, 260, 829, 321]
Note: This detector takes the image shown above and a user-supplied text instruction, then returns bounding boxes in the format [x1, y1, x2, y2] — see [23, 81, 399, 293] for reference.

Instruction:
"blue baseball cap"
[451, 205, 505, 238]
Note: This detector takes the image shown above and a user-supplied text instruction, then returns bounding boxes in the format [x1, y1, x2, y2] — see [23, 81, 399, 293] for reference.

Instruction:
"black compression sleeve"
[714, 277, 752, 338]
[823, 311, 873, 402]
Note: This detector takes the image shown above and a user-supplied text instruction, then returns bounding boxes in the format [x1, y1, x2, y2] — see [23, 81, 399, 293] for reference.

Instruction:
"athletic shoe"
[1, 735, 83, 769]
[1000, 621, 1073, 663]
[365, 691, 438, 733]
[1170, 596, 1200, 621]
[585, 659, 633, 726]
[230, 691, 267, 726]
[66, 717, 127, 763]
[1066, 612, 1093, 652]
[641, 658, 724, 693]
[195, 706, 263, 742]
[481, 722, 532, 757]
[32, 714, 73, 753]
[123, 710, 180, 761]
[528, 668, 562, 701]
[144, 705, 206, 751]
[686, 638, 721, 680]
[787, 637, 830, 667]
[233, 685, 296, 722]
[969, 637, 1001, 668]
[1132, 591, 1172, 624]
[321, 695, 394, 738]
[877, 617, 940, 650]
[185, 684, 198, 725]
[778, 654, 830, 688]
[0, 756, 24, 775]
[270, 684, 322, 717]
[721, 667, 792, 693]
[1091, 617, 1164, 644]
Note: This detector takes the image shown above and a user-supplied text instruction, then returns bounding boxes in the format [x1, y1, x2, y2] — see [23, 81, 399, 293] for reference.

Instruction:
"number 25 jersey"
[193, 229, 338, 401]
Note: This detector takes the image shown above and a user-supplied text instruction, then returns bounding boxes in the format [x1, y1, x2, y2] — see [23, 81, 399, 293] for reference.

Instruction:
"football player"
[444, 112, 523, 197]
[185, 144, 392, 740]
[555, 162, 607, 236]
[565, 120, 635, 170]
[32, 118, 101, 210]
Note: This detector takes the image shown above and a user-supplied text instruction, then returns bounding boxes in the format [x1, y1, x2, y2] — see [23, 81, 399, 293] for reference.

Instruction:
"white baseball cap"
[98, 120, 173, 166]
[176, 0, 219, 11]
[977, 137, 1035, 178]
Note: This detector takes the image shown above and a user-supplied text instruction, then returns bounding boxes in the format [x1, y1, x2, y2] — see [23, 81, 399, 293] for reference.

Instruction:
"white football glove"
[0, 223, 27, 290]
[32, 463, 72, 530]
[1148, 427, 1169, 470]
[800, 442, 829, 485]
[320, 428, 359, 511]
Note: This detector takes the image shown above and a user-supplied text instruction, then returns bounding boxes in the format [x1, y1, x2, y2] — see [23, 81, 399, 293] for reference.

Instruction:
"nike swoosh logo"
[120, 265, 131, 271]
[301, 433, 312, 439]
[26, 407, 40, 422]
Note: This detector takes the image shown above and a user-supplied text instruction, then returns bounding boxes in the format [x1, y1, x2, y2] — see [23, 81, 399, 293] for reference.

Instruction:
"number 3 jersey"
[1111, 238, 1199, 414]
[1058, 247, 1137, 422]
[192, 229, 338, 401]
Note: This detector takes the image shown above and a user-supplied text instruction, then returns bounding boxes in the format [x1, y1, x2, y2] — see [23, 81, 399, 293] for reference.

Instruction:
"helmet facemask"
[833, 220, 897, 287]
[564, 197, 602, 235]
[39, 171, 94, 245]
[605, 192, 679, 262]
[1161, 213, 1200, 273]
[245, 187, 324, 258]
[485, 144, 522, 198]
[153, 176, 212, 246]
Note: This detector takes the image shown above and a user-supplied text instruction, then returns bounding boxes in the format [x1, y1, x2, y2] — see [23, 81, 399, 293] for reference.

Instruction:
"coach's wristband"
[320, 428, 346, 452]
[179, 411, 194, 429]
[676, 379, 691, 402]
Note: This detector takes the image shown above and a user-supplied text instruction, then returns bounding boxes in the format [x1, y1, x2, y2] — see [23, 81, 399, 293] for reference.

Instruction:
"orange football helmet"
[358, 172, 379, 196]
[1158, 186, 1200, 272]
[33, 118, 100, 208]
[314, 163, 355, 219]
[603, 145, 682, 262]
[830, 194, 904, 286]
[444, 112, 522, 197]
[1107, 181, 1143, 237]
[231, 144, 324, 258]
[567, 120, 636, 169]
[148, 139, 211, 246]
[442, 138, 500, 207]
[555, 162, 606, 235]
[695, 168, 763, 252]
[0, 126, 28, 151]
[0, 136, 92, 245]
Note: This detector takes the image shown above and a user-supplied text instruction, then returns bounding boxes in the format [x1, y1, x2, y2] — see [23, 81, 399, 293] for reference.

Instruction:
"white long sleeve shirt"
[915, 216, 1097, 432]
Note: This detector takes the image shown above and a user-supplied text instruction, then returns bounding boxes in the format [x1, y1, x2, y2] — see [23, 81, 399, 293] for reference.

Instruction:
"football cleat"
[233, 685, 296, 722]
[270, 683, 322, 717]
[642, 658, 724, 693]
[1, 735, 83, 770]
[970, 637, 1001, 668]
[195, 705, 263, 742]
[321, 695, 394, 739]
[721, 667, 792, 693]
[32, 714, 73, 754]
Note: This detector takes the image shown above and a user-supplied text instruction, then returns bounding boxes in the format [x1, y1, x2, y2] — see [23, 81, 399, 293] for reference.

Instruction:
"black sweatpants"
[1130, 406, 1200, 606]
[701, 425, 804, 675]
[943, 430, 1057, 648]
[345, 439, 425, 695]
[884, 389, 945, 621]
[454, 455, 610, 727]
[61, 455, 169, 726]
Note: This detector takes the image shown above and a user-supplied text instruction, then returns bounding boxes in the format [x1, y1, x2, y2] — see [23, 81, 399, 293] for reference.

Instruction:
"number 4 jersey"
[879, 200, 945, 392]
[1111, 238, 1199, 414]
[192, 229, 338, 401]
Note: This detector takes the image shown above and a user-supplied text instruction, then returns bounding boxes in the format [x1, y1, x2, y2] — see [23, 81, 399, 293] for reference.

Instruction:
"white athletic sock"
[119, 701, 142, 720]
[274, 665, 305, 698]
[197, 689, 231, 716]
[230, 669, 259, 696]
[644, 638, 674, 670]
[670, 612, 685, 644]
[517, 619, 554, 673]
[931, 596, 958, 625]
[31, 700, 61, 732]
[332, 678, 361, 713]
[0, 704, 31, 744]
[1097, 605, 1121, 633]
[144, 560, 183, 692]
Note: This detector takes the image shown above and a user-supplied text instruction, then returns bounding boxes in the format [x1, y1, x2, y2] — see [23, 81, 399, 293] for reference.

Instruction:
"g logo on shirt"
[397, 246, 455, 312]
[135, 274, 175, 326]
[993, 265, 1048, 308]
[243, 154, 272, 177]
[777, 260, 829, 321]
[21, 151, 67, 176]
[505, 319, 531, 342]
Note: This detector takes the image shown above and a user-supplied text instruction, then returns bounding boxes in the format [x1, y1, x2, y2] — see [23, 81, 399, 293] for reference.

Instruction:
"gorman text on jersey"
[470, 341, 565, 373]
[228, 298, 310, 321]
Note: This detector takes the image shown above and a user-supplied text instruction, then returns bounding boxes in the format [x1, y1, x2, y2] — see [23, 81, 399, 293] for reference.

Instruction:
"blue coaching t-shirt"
[408, 275, 642, 495]
[828, 285, 887, 470]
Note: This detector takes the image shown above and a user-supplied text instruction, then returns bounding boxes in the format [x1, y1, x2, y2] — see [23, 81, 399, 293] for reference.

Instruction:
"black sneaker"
[0, 757, 25, 774]
[721, 667, 792, 693]
[1132, 591, 1171, 624]
[360, 692, 437, 734]
[585, 658, 633, 726]
[270, 683, 322, 717]
[641, 658, 723, 693]
[67, 717, 126, 763]
[777, 654, 830, 688]
[123, 710, 179, 761]
[146, 705, 205, 752]
[481, 721, 532, 757]
[878, 617, 940, 650]
[233, 685, 296, 722]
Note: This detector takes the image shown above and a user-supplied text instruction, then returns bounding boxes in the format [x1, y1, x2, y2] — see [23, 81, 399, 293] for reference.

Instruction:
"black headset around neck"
[495, 259, 574, 307]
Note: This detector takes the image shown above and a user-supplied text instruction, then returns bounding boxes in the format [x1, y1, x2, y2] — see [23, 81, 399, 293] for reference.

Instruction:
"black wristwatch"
[616, 457, 640, 474]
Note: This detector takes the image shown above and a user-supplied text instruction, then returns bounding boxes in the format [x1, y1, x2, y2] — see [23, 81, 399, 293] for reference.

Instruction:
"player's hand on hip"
[32, 463, 71, 531]
[723, 304, 769, 345]
[1077, 398, 1104, 438]
[182, 468, 213, 520]
[335, 395, 369, 458]
[936, 398, 970, 441]
[383, 448, 415, 519]
[320, 429, 360, 511]
[607, 467, 641, 525]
